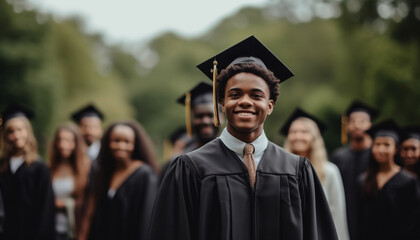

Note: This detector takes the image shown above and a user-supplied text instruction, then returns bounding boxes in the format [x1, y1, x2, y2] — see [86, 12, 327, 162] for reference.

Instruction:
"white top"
[88, 141, 101, 161]
[322, 161, 350, 240]
[53, 177, 75, 198]
[9, 156, 24, 174]
[107, 189, 117, 199]
[219, 127, 268, 167]
[52, 176, 75, 234]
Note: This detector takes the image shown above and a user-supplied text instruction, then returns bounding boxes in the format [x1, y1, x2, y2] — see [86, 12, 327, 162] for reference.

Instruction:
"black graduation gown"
[149, 139, 338, 240]
[358, 170, 419, 240]
[330, 145, 369, 240]
[159, 138, 200, 184]
[89, 164, 158, 240]
[0, 159, 55, 240]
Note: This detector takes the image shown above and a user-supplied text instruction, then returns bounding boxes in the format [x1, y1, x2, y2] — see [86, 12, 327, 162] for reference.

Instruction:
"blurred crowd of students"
[0, 97, 418, 240]
[0, 38, 419, 240]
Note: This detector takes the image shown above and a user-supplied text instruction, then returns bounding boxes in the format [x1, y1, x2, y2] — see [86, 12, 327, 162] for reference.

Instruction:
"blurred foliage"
[1, 0, 419, 161]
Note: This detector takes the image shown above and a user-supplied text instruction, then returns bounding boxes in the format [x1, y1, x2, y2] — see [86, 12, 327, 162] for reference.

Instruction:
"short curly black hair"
[216, 63, 280, 104]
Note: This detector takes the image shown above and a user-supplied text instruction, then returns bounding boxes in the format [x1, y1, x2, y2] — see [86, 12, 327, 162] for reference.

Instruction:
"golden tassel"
[185, 92, 192, 137]
[212, 60, 221, 127]
[162, 139, 172, 163]
[0, 116, 3, 150]
[341, 115, 348, 145]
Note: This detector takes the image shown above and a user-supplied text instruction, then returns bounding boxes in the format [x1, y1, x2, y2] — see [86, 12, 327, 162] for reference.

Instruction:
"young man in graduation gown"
[148, 36, 338, 240]
[177, 81, 221, 153]
[160, 82, 221, 182]
[71, 104, 104, 161]
[329, 100, 378, 240]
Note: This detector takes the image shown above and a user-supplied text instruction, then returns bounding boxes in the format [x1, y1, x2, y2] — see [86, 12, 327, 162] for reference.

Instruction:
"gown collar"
[219, 127, 268, 166]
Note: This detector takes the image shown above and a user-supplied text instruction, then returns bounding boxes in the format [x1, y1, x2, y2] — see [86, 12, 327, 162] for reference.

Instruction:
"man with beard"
[160, 82, 220, 182]
[177, 81, 220, 152]
[330, 100, 378, 240]
[71, 104, 104, 161]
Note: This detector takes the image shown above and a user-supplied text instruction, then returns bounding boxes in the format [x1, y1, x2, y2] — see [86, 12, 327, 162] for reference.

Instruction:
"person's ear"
[267, 100, 274, 115]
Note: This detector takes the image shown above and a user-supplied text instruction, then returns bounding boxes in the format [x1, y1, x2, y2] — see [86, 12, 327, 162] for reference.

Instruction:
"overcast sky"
[27, 0, 268, 43]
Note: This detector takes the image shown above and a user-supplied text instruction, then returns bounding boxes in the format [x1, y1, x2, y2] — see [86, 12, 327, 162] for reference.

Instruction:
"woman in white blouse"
[282, 108, 349, 240]
[49, 123, 90, 240]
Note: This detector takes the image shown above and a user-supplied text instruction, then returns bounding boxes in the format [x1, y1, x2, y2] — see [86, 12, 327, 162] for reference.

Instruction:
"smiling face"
[109, 125, 135, 163]
[287, 119, 313, 156]
[371, 136, 398, 164]
[347, 111, 372, 140]
[221, 72, 274, 142]
[400, 138, 420, 167]
[5, 117, 29, 151]
[56, 129, 76, 159]
[79, 116, 103, 146]
[193, 103, 218, 144]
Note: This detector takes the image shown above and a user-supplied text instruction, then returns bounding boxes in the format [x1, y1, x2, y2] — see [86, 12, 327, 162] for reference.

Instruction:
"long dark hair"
[92, 120, 159, 200]
[362, 140, 399, 196]
[49, 123, 89, 196]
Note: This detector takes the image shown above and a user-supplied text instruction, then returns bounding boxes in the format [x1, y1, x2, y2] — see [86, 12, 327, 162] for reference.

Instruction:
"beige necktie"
[243, 144, 256, 188]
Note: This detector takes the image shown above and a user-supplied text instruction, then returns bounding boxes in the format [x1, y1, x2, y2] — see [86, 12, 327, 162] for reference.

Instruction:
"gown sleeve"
[33, 162, 55, 240]
[298, 157, 339, 240]
[130, 167, 158, 240]
[326, 164, 349, 240]
[147, 155, 200, 240]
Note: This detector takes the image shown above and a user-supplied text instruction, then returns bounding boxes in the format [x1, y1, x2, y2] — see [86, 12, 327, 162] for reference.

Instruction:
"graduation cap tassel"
[162, 139, 172, 163]
[0, 116, 2, 150]
[185, 92, 193, 137]
[212, 60, 221, 127]
[341, 115, 348, 145]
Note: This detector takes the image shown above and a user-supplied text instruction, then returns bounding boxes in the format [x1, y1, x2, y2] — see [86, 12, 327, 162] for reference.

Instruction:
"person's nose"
[238, 95, 252, 108]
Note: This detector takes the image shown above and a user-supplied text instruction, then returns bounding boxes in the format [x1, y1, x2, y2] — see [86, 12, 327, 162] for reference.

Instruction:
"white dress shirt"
[219, 127, 268, 167]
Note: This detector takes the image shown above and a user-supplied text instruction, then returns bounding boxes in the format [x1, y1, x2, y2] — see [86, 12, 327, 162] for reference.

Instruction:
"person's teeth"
[239, 112, 253, 116]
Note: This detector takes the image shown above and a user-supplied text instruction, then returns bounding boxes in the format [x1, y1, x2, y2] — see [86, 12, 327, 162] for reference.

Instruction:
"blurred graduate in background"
[71, 104, 104, 162]
[160, 82, 220, 182]
[330, 100, 378, 240]
[0, 103, 55, 240]
[48, 123, 91, 240]
[79, 120, 159, 240]
[358, 119, 419, 239]
[399, 125, 420, 181]
[281, 108, 349, 240]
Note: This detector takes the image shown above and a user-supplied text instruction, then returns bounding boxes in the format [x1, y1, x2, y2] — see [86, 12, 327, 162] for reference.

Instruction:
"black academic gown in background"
[358, 170, 419, 240]
[0, 159, 55, 240]
[149, 139, 338, 240]
[330, 145, 370, 240]
[89, 164, 158, 240]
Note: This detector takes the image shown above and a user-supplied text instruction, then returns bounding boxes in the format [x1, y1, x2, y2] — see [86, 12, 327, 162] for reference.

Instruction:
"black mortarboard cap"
[400, 125, 420, 142]
[1, 102, 34, 125]
[279, 108, 327, 136]
[196, 35, 294, 127]
[71, 104, 104, 123]
[176, 82, 213, 106]
[366, 119, 400, 143]
[345, 100, 379, 120]
[197, 35, 294, 83]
